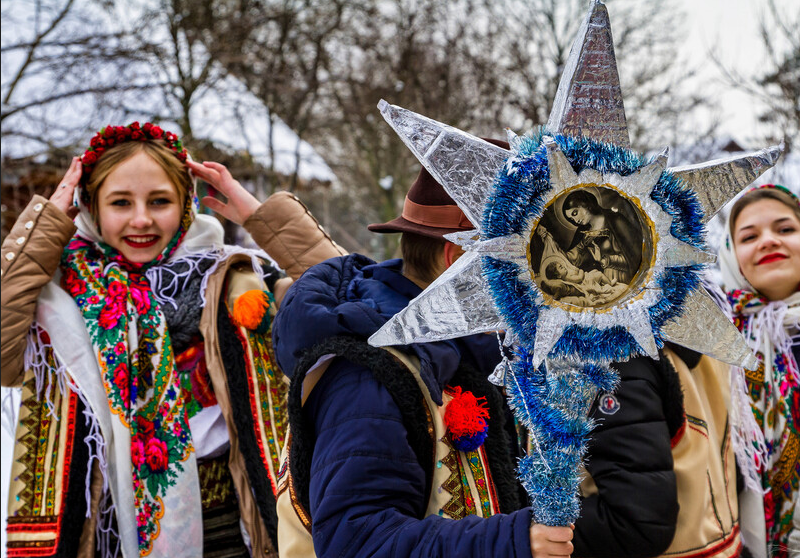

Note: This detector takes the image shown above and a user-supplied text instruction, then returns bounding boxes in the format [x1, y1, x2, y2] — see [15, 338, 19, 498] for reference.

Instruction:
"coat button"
[25, 221, 34, 230]
[33, 203, 43, 212]
[5, 252, 15, 261]
[16, 237, 25, 245]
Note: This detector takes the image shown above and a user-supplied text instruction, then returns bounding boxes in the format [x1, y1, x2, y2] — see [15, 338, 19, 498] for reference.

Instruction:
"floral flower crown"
[80, 121, 188, 185]
[749, 183, 800, 207]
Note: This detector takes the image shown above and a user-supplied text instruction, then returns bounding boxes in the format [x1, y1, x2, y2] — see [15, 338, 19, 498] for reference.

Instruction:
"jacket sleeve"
[1, 196, 76, 386]
[243, 192, 346, 281]
[573, 357, 679, 558]
[306, 359, 533, 558]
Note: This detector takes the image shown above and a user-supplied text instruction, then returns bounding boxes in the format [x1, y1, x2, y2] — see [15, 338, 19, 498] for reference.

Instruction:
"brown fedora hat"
[368, 138, 509, 239]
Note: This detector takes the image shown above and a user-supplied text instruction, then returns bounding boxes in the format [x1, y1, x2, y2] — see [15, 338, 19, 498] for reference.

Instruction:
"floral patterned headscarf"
[60, 128, 204, 557]
[718, 184, 800, 557]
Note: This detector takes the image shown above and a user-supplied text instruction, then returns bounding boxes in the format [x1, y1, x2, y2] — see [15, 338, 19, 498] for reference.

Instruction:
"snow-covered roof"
[1, 1, 335, 183]
[189, 75, 336, 182]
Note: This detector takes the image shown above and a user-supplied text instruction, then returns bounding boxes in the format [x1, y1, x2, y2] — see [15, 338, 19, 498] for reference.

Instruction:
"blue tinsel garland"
[481, 130, 705, 525]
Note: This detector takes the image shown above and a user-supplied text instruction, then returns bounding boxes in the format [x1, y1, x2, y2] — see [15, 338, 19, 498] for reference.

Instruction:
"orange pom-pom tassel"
[231, 290, 273, 333]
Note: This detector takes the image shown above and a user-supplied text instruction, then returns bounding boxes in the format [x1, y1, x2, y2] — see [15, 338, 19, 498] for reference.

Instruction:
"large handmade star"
[368, 0, 781, 526]
[369, 0, 780, 372]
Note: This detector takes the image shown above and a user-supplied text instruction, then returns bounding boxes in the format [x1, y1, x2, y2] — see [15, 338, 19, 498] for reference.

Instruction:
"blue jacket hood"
[272, 254, 499, 404]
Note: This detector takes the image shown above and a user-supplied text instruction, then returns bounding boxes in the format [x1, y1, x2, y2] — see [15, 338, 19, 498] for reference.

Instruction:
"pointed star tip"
[368, 326, 398, 347]
[505, 128, 518, 148]
[651, 147, 670, 168]
[770, 142, 785, 162]
[367, 332, 383, 347]
[743, 353, 760, 371]
[377, 99, 389, 112]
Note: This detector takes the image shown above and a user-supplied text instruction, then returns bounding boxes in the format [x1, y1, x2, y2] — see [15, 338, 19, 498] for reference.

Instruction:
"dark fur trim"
[665, 342, 702, 369]
[261, 262, 283, 293]
[449, 364, 524, 513]
[288, 336, 435, 518]
[217, 300, 279, 544]
[54, 395, 90, 558]
[656, 350, 686, 440]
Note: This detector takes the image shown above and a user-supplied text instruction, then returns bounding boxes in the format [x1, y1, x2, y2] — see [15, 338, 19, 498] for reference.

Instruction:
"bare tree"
[752, 0, 798, 151]
[1, 0, 158, 156]
[2, 0, 725, 259]
[314, 0, 717, 257]
[494, 0, 717, 150]
[712, 0, 799, 152]
[312, 0, 514, 258]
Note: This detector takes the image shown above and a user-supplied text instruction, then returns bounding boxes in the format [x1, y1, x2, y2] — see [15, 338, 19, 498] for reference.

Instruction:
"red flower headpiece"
[80, 121, 188, 184]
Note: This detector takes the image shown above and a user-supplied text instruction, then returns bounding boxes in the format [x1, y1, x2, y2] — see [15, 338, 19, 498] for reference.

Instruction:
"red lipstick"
[757, 253, 787, 265]
[123, 236, 159, 248]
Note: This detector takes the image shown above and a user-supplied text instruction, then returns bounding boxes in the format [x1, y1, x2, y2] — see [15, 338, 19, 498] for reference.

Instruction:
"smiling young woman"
[94, 150, 184, 263]
[0, 122, 344, 558]
[718, 184, 800, 558]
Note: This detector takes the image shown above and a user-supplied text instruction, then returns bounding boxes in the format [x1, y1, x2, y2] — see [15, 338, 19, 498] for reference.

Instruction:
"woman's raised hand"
[49, 156, 82, 219]
[188, 160, 260, 226]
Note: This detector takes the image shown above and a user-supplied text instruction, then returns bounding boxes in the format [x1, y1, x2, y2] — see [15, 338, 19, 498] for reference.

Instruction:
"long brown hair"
[85, 140, 192, 215]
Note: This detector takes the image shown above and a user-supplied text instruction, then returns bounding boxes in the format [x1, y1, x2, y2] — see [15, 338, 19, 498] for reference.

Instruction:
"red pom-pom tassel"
[444, 387, 489, 439]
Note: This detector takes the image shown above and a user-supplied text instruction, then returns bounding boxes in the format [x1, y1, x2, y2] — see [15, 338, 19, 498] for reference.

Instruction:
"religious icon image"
[531, 186, 647, 308]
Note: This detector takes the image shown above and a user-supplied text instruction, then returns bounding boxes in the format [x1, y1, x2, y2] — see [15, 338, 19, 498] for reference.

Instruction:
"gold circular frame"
[528, 183, 658, 313]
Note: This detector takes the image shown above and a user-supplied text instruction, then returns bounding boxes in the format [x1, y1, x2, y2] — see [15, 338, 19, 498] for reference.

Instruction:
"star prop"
[369, 0, 781, 525]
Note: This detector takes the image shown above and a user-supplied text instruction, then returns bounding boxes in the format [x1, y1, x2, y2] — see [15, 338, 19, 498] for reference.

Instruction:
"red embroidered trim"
[688, 424, 709, 440]
[477, 445, 501, 513]
[675, 525, 740, 558]
[254, 335, 285, 480]
[8, 546, 58, 556]
[234, 326, 278, 497]
[671, 416, 687, 448]
[8, 391, 78, 556]
[54, 390, 78, 551]
[7, 521, 57, 532]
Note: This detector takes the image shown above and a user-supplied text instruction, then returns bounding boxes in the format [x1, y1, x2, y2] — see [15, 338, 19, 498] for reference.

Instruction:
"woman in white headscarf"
[0, 122, 343, 558]
[718, 184, 800, 558]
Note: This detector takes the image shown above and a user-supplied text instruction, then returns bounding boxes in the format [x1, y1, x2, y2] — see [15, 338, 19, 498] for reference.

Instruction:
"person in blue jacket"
[271, 162, 575, 558]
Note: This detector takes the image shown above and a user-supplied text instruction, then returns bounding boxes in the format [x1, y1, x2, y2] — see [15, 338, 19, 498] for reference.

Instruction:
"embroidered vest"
[6, 366, 91, 558]
[5, 260, 287, 558]
[275, 341, 519, 557]
[580, 349, 742, 558]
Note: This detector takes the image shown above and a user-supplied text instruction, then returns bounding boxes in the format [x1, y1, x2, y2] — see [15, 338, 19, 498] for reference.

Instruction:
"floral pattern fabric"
[727, 289, 800, 558]
[60, 197, 198, 555]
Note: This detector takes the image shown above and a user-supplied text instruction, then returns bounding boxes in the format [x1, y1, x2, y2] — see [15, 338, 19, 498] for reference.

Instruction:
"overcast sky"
[674, 0, 795, 144]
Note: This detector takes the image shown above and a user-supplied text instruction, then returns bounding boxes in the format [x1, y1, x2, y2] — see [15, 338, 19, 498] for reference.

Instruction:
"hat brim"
[367, 216, 473, 240]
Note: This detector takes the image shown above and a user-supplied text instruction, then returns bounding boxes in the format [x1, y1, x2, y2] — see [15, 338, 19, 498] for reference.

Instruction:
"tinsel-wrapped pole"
[507, 356, 617, 524]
